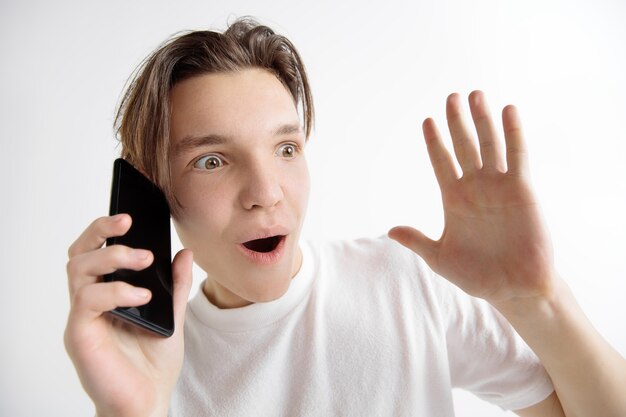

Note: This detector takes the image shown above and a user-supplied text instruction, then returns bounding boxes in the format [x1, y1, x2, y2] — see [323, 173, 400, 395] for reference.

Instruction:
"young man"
[64, 18, 626, 417]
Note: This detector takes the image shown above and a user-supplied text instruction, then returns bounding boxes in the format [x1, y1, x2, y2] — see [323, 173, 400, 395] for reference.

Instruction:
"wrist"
[94, 395, 170, 417]
[96, 407, 168, 417]
[491, 272, 568, 325]
[493, 275, 626, 417]
[490, 274, 602, 371]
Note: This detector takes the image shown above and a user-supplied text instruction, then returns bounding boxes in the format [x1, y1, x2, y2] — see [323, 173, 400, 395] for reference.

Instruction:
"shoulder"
[311, 234, 429, 273]
[305, 235, 500, 325]
[305, 235, 439, 303]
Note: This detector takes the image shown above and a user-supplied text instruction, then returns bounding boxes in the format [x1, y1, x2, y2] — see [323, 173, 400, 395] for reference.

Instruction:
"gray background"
[1, 0, 625, 415]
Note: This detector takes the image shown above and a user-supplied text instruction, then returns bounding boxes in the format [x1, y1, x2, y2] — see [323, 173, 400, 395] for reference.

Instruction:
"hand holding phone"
[104, 158, 175, 336]
[64, 160, 193, 416]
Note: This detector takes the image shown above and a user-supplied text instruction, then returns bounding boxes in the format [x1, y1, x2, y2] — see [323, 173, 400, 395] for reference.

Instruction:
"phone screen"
[104, 158, 174, 337]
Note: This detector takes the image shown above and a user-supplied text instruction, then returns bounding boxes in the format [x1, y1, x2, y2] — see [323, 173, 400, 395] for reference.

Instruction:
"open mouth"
[242, 235, 284, 253]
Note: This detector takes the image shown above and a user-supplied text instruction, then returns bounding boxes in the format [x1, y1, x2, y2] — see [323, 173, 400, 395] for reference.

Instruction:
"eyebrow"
[272, 123, 302, 137]
[171, 123, 303, 159]
[172, 134, 228, 159]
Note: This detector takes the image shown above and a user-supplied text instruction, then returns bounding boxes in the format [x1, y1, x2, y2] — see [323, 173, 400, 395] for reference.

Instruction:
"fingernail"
[133, 288, 150, 298]
[132, 249, 150, 260]
[111, 213, 125, 222]
[471, 91, 484, 105]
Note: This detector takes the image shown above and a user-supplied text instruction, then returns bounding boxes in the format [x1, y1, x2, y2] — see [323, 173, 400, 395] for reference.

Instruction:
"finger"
[468, 90, 506, 172]
[70, 281, 152, 324]
[388, 226, 438, 267]
[502, 104, 530, 177]
[66, 245, 153, 295]
[422, 118, 459, 187]
[446, 92, 482, 173]
[68, 214, 132, 258]
[171, 249, 193, 331]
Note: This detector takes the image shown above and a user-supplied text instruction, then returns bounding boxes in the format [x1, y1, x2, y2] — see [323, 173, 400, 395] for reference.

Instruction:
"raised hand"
[64, 214, 193, 417]
[389, 91, 557, 305]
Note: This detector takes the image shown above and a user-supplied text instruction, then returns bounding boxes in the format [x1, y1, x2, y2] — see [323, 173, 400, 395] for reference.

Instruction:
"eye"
[193, 155, 224, 171]
[276, 143, 298, 159]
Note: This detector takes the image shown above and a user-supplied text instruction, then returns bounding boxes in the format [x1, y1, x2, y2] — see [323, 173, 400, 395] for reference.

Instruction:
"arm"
[503, 277, 626, 417]
[388, 91, 626, 417]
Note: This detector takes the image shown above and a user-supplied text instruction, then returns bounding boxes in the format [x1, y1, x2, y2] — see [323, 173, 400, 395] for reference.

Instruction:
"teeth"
[243, 236, 282, 253]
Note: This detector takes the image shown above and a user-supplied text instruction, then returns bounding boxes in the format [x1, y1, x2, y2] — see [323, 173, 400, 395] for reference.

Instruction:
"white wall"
[1, 0, 625, 415]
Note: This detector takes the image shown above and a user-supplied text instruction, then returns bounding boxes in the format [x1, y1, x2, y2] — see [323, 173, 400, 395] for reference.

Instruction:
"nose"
[239, 160, 284, 210]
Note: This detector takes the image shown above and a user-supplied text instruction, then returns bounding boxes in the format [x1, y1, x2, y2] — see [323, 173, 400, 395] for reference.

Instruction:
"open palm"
[389, 91, 556, 305]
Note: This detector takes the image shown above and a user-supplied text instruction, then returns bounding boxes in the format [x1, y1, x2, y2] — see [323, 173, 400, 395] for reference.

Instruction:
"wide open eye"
[194, 155, 224, 171]
[276, 143, 298, 159]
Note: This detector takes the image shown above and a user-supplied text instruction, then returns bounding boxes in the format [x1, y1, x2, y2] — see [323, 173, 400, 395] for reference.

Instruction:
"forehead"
[169, 69, 300, 147]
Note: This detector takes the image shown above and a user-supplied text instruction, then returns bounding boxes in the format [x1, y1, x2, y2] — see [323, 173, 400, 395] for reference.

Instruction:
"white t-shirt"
[170, 236, 554, 416]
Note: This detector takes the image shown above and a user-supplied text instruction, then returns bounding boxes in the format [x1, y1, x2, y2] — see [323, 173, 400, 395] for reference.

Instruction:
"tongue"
[243, 236, 281, 253]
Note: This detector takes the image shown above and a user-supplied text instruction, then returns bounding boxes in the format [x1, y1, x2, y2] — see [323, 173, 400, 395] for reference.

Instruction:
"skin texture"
[168, 69, 310, 309]
[388, 92, 555, 304]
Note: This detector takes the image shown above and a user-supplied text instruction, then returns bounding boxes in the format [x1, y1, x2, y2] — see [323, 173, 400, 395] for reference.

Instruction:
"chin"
[199, 239, 301, 307]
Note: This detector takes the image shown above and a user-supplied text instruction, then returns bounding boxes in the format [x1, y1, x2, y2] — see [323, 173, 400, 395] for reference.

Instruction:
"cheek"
[172, 177, 232, 241]
[287, 160, 311, 213]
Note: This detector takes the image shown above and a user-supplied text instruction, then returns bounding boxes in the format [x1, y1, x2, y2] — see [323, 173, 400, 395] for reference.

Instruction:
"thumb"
[171, 249, 193, 331]
[388, 226, 438, 266]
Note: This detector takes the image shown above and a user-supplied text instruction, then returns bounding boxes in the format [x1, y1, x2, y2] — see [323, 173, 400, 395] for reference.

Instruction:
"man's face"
[168, 69, 310, 308]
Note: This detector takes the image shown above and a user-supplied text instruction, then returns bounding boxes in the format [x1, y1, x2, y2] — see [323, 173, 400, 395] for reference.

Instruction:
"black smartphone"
[104, 158, 174, 337]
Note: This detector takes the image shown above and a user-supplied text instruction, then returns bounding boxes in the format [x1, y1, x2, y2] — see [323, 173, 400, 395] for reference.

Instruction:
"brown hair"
[114, 17, 314, 214]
